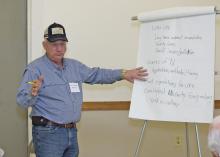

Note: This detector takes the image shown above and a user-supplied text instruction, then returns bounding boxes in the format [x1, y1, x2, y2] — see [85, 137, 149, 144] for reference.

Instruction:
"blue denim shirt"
[16, 55, 122, 123]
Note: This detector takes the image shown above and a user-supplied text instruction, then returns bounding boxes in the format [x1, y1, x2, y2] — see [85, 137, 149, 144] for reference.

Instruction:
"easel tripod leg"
[134, 120, 148, 157]
[185, 122, 190, 157]
[195, 123, 202, 157]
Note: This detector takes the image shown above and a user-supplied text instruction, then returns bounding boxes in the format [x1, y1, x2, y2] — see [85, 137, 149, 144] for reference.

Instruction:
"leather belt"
[32, 116, 76, 128]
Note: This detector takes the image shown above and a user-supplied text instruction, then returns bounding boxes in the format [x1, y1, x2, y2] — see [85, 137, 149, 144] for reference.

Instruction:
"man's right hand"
[31, 75, 44, 96]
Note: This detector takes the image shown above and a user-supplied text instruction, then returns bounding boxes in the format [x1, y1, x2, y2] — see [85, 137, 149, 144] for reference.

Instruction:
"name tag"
[69, 83, 80, 93]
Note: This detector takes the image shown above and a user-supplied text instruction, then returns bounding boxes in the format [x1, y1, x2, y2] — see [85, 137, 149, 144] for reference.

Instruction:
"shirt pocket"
[40, 80, 68, 98]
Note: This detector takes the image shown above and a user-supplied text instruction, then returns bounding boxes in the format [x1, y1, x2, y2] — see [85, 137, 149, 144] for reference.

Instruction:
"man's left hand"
[122, 67, 148, 83]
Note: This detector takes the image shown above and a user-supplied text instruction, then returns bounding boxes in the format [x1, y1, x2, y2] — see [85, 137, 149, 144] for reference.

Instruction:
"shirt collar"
[43, 54, 67, 71]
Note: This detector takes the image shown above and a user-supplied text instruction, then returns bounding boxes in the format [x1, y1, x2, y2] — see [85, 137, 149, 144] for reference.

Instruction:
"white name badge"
[69, 83, 80, 93]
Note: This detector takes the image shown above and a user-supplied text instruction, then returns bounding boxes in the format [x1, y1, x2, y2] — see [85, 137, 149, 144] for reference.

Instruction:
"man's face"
[43, 40, 67, 64]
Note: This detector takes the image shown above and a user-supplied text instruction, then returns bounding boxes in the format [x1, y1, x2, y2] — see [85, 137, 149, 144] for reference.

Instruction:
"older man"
[16, 23, 148, 157]
[208, 116, 220, 157]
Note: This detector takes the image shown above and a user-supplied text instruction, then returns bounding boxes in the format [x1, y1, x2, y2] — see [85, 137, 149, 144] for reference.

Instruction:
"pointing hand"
[30, 75, 44, 96]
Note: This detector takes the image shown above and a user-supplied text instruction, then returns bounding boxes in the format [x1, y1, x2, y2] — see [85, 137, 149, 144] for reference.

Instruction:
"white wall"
[29, 0, 220, 101]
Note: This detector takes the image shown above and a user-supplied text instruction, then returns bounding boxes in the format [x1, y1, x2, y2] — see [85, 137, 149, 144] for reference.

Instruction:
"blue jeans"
[32, 125, 79, 157]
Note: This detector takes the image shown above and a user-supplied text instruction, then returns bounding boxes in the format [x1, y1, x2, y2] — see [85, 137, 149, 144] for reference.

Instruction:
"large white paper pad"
[129, 7, 215, 123]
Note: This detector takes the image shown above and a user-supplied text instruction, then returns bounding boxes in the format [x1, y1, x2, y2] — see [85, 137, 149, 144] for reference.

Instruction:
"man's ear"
[42, 40, 46, 50]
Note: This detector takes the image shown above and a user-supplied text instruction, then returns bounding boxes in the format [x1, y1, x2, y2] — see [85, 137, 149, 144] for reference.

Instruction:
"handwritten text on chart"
[143, 24, 212, 107]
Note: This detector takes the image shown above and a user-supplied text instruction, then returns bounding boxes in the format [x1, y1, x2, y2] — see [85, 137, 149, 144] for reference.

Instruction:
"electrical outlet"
[175, 136, 182, 146]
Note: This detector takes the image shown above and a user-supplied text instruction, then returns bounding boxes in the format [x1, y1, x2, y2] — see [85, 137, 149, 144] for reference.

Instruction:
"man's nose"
[56, 45, 65, 51]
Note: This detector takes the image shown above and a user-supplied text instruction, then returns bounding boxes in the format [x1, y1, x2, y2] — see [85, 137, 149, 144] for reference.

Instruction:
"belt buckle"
[64, 123, 75, 128]
[64, 124, 71, 128]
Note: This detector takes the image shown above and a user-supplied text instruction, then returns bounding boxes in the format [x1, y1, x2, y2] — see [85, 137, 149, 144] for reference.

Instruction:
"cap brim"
[47, 37, 68, 42]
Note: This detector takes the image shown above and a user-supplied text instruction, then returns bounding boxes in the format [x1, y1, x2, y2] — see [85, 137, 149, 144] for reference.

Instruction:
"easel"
[133, 120, 203, 157]
[131, 8, 220, 157]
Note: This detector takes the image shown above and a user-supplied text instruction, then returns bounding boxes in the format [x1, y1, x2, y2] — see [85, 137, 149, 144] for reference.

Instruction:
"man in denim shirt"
[17, 23, 148, 157]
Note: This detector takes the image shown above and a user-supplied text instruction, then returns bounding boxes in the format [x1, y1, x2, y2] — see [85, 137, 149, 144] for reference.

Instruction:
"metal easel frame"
[132, 9, 220, 157]
[133, 121, 204, 157]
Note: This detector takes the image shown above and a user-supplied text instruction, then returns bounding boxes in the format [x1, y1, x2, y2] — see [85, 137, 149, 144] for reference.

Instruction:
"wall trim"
[82, 100, 220, 110]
